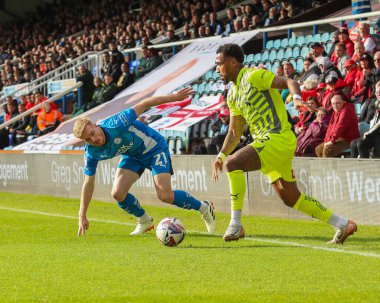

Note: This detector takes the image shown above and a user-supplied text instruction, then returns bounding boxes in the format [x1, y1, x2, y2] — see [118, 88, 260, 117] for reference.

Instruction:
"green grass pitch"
[0, 192, 379, 303]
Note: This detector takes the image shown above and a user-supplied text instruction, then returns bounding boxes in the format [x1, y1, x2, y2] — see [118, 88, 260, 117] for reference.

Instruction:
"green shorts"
[249, 130, 296, 183]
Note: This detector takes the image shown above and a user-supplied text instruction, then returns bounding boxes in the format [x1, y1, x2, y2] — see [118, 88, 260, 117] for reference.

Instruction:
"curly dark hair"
[216, 44, 245, 63]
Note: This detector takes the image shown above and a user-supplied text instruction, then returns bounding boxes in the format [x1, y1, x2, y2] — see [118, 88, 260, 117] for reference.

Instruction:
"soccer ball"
[156, 217, 186, 247]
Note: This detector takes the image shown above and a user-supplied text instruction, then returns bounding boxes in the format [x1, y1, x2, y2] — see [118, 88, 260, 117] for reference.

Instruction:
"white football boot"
[130, 218, 154, 235]
[201, 200, 217, 234]
[327, 219, 357, 244]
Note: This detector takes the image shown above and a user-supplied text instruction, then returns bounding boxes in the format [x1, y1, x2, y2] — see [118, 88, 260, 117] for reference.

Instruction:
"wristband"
[293, 94, 302, 100]
[217, 152, 226, 161]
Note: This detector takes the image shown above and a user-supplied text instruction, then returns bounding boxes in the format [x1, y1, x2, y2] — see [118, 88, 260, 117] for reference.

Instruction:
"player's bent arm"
[79, 174, 96, 217]
[272, 76, 303, 106]
[132, 87, 192, 117]
[219, 115, 246, 157]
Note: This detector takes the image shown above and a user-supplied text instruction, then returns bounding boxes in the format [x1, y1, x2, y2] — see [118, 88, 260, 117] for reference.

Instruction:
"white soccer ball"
[156, 217, 186, 247]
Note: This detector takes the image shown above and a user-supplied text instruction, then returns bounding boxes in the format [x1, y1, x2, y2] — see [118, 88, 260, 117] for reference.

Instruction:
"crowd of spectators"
[0, 0, 312, 94]
[280, 22, 380, 158]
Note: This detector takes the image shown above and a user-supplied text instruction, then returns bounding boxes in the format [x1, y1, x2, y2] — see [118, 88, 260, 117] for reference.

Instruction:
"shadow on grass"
[177, 244, 285, 249]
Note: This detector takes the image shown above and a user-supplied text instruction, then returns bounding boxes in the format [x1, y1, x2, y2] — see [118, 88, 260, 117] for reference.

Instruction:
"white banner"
[14, 31, 258, 151]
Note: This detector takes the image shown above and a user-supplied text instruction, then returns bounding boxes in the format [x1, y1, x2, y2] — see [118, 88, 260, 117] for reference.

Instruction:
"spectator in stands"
[283, 61, 300, 81]
[275, 65, 284, 76]
[249, 15, 262, 30]
[294, 96, 319, 135]
[315, 94, 359, 157]
[299, 57, 320, 84]
[146, 47, 164, 74]
[240, 16, 250, 32]
[206, 107, 230, 154]
[296, 107, 329, 156]
[343, 59, 359, 88]
[338, 28, 354, 57]
[135, 46, 150, 80]
[334, 43, 350, 77]
[76, 65, 95, 107]
[100, 74, 119, 103]
[309, 42, 325, 66]
[12, 103, 31, 146]
[317, 57, 342, 84]
[109, 42, 124, 66]
[351, 53, 375, 103]
[352, 41, 366, 63]
[222, 7, 236, 36]
[36, 102, 63, 136]
[327, 30, 340, 59]
[117, 62, 135, 92]
[351, 82, 380, 158]
[358, 22, 377, 55]
[1, 100, 19, 147]
[280, 0, 299, 17]
[209, 12, 223, 35]
[277, 8, 289, 22]
[264, 7, 278, 26]
[363, 51, 380, 106]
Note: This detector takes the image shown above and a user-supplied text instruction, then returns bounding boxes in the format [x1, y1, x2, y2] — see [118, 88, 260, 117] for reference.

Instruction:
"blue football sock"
[117, 193, 145, 217]
[173, 190, 202, 211]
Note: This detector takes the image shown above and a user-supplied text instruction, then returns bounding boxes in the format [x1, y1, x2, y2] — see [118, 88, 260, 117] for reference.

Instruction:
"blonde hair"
[73, 117, 92, 138]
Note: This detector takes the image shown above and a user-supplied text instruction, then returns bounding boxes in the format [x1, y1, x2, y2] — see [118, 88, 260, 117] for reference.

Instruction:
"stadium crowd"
[1, 0, 380, 159]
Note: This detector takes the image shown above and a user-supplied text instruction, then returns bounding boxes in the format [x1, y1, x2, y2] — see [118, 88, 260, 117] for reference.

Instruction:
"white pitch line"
[1, 206, 379, 259]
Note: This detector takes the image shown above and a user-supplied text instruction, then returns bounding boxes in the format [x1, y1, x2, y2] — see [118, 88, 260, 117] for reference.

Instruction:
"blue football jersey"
[84, 108, 167, 176]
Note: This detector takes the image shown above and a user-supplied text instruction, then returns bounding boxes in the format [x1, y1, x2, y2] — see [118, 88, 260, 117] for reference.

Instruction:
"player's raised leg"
[272, 179, 357, 244]
[154, 172, 216, 234]
[223, 145, 261, 242]
[112, 168, 154, 235]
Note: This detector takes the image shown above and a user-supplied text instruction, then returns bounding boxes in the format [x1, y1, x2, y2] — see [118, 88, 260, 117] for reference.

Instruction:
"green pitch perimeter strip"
[0, 206, 379, 259]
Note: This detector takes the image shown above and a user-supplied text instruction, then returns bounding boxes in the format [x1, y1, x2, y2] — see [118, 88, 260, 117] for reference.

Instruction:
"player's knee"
[157, 191, 173, 203]
[111, 188, 126, 202]
[281, 198, 296, 207]
[224, 157, 236, 172]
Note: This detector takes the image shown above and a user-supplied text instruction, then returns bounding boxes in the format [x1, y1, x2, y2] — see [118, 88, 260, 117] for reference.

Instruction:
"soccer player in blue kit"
[73, 87, 216, 236]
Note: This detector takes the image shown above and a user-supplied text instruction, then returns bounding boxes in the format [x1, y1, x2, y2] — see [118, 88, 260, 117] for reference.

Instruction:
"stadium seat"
[354, 103, 363, 115]
[266, 40, 274, 49]
[289, 57, 296, 67]
[205, 82, 213, 93]
[300, 46, 310, 58]
[253, 53, 262, 63]
[313, 33, 321, 42]
[212, 70, 220, 81]
[325, 41, 333, 54]
[273, 39, 281, 49]
[271, 60, 280, 73]
[264, 60, 272, 71]
[175, 136, 185, 154]
[305, 35, 313, 45]
[197, 83, 206, 94]
[281, 38, 289, 48]
[261, 50, 269, 61]
[358, 121, 370, 135]
[288, 36, 297, 47]
[167, 137, 175, 154]
[296, 57, 304, 72]
[320, 32, 330, 43]
[292, 45, 300, 57]
[269, 49, 277, 61]
[296, 36, 305, 46]
[246, 53, 254, 63]
[204, 70, 213, 81]
[277, 48, 285, 60]
[284, 47, 293, 59]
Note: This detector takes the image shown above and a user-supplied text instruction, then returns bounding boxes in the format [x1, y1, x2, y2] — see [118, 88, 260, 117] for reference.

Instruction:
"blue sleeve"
[118, 108, 138, 125]
[84, 153, 98, 176]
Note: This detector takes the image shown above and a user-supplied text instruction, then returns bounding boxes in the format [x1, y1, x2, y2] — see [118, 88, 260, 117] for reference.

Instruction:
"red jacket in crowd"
[324, 102, 359, 143]
[344, 66, 358, 88]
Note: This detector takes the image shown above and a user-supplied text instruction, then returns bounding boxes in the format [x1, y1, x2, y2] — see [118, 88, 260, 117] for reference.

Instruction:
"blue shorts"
[118, 149, 173, 176]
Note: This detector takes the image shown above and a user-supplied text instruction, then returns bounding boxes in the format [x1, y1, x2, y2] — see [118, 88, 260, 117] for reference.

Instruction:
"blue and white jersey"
[84, 108, 167, 176]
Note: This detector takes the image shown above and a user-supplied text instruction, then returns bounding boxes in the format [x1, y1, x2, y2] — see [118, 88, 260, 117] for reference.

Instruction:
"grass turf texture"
[0, 192, 379, 303]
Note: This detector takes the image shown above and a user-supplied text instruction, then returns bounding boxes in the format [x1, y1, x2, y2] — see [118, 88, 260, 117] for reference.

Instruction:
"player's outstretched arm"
[132, 87, 192, 117]
[78, 175, 96, 236]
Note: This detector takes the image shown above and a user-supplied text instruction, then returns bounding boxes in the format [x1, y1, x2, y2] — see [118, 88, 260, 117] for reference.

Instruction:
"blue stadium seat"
[296, 57, 304, 72]
[300, 46, 310, 58]
[284, 47, 293, 59]
[321, 32, 330, 43]
[289, 58, 296, 67]
[205, 82, 213, 93]
[292, 45, 300, 57]
[271, 60, 280, 73]
[129, 60, 140, 71]
[264, 60, 272, 71]
[212, 70, 220, 80]
[281, 38, 289, 48]
[261, 50, 269, 61]
[277, 48, 285, 60]
[204, 70, 213, 81]
[296, 36, 305, 46]
[354, 103, 363, 115]
[266, 40, 274, 49]
[273, 39, 281, 49]
[253, 53, 262, 63]
[358, 121, 370, 135]
[325, 41, 333, 54]
[197, 83, 206, 94]
[313, 33, 321, 43]
[304, 35, 313, 45]
[269, 49, 277, 61]
[288, 36, 297, 46]
[246, 53, 254, 63]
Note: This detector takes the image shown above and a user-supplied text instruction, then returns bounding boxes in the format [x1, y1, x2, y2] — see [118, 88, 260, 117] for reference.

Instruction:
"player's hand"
[212, 158, 223, 181]
[78, 216, 89, 236]
[174, 87, 193, 101]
